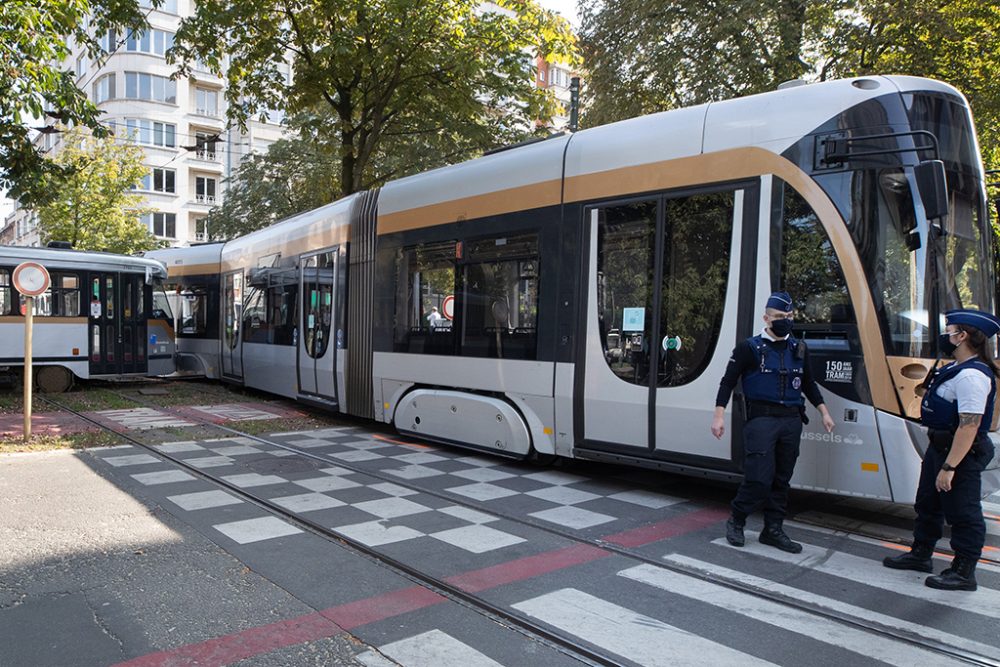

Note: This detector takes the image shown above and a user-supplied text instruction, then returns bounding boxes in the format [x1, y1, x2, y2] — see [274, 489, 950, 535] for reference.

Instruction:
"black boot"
[759, 521, 802, 554]
[725, 517, 745, 547]
[925, 557, 978, 591]
[882, 544, 934, 573]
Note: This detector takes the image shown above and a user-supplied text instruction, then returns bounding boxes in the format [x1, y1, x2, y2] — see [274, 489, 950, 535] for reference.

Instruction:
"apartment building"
[2, 0, 286, 248]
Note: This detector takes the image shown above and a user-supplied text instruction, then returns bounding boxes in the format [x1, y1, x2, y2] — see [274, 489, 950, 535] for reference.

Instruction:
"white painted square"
[392, 452, 448, 465]
[330, 450, 384, 462]
[272, 493, 346, 513]
[318, 465, 354, 476]
[155, 442, 204, 454]
[446, 483, 520, 502]
[294, 476, 361, 492]
[609, 490, 684, 509]
[221, 473, 287, 488]
[386, 464, 444, 480]
[334, 521, 423, 547]
[288, 438, 323, 447]
[450, 467, 516, 483]
[438, 506, 498, 524]
[214, 517, 302, 544]
[269, 430, 314, 437]
[368, 482, 418, 497]
[185, 456, 234, 469]
[289, 439, 337, 450]
[168, 490, 243, 511]
[338, 439, 390, 450]
[353, 497, 431, 519]
[367, 630, 505, 667]
[190, 404, 279, 421]
[527, 486, 600, 506]
[103, 454, 160, 467]
[212, 445, 261, 456]
[431, 525, 525, 553]
[454, 455, 503, 467]
[523, 471, 588, 485]
[529, 506, 615, 529]
[269, 450, 296, 458]
[131, 470, 195, 485]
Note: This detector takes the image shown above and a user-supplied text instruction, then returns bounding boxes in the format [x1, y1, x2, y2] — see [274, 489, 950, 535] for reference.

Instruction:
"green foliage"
[0, 0, 149, 204]
[579, 0, 1000, 172]
[204, 114, 340, 240]
[35, 126, 158, 254]
[171, 0, 578, 201]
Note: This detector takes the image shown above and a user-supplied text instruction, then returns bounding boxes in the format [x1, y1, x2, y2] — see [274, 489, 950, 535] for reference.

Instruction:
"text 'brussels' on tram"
[151, 75, 999, 504]
[0, 244, 176, 392]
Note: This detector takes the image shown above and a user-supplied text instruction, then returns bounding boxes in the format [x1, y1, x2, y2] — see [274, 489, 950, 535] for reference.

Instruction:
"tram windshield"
[829, 95, 993, 358]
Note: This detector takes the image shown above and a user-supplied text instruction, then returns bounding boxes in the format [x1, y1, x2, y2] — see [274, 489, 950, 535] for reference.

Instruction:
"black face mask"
[770, 318, 794, 337]
[938, 332, 959, 355]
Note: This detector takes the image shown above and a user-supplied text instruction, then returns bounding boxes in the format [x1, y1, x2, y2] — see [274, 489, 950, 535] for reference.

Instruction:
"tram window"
[597, 200, 656, 386]
[152, 289, 173, 320]
[775, 181, 855, 330]
[268, 279, 297, 346]
[658, 192, 735, 387]
[460, 234, 539, 360]
[176, 285, 208, 335]
[242, 287, 268, 344]
[0, 269, 10, 315]
[395, 242, 456, 354]
[18, 273, 80, 316]
[303, 253, 333, 356]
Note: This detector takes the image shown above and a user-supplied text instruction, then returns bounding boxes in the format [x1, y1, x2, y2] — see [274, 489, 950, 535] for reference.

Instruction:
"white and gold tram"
[0, 246, 175, 391]
[157, 76, 999, 502]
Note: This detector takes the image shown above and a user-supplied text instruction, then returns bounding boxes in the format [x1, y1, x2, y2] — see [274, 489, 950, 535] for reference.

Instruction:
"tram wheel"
[36, 366, 74, 393]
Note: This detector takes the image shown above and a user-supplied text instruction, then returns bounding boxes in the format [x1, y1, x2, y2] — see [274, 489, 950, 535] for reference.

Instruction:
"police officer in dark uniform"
[883, 308, 999, 591]
[711, 291, 835, 552]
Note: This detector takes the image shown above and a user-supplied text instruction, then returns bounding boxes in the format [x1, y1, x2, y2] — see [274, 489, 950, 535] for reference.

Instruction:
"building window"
[124, 72, 177, 104]
[194, 88, 219, 117]
[93, 74, 116, 103]
[195, 132, 218, 160]
[194, 218, 210, 242]
[98, 29, 117, 54]
[139, 0, 177, 13]
[76, 54, 88, 78]
[143, 212, 177, 238]
[122, 119, 176, 147]
[195, 176, 217, 204]
[153, 168, 175, 193]
[125, 29, 174, 56]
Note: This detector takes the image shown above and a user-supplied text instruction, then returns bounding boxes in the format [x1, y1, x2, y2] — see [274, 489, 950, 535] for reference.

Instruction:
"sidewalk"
[0, 449, 367, 666]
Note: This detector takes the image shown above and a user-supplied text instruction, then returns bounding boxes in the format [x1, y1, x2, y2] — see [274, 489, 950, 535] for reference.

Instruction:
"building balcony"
[193, 194, 217, 205]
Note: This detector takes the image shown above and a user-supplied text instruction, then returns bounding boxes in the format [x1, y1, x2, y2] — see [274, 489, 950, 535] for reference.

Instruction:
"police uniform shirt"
[934, 361, 991, 416]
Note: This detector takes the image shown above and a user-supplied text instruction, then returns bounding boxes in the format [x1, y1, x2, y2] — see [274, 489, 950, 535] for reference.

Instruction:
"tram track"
[42, 389, 1000, 667]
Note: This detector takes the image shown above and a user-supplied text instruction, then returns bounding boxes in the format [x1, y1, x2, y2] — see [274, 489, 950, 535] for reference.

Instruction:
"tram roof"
[0, 245, 167, 280]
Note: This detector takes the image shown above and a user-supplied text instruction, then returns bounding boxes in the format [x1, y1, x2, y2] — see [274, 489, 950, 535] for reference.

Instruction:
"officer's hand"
[935, 469, 954, 492]
[711, 415, 725, 440]
[822, 413, 835, 433]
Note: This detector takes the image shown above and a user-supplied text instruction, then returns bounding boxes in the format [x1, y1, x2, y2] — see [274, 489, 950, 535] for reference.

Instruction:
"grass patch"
[55, 388, 137, 412]
[228, 415, 344, 435]
[0, 391, 48, 416]
[0, 430, 125, 454]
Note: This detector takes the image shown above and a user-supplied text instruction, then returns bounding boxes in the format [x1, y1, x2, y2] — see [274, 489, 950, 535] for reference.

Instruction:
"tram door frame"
[578, 180, 759, 468]
[221, 270, 244, 380]
[88, 272, 149, 376]
[297, 248, 339, 403]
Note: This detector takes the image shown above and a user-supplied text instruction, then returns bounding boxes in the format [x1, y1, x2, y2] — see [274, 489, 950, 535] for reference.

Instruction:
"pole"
[569, 76, 580, 132]
[23, 296, 33, 441]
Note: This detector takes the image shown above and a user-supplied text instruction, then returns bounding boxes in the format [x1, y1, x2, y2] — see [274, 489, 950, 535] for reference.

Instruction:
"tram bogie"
[159, 75, 999, 502]
[0, 246, 175, 389]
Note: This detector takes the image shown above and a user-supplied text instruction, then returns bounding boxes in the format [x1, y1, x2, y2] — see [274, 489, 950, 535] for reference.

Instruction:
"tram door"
[581, 183, 756, 464]
[298, 249, 338, 403]
[88, 273, 148, 375]
[221, 270, 244, 379]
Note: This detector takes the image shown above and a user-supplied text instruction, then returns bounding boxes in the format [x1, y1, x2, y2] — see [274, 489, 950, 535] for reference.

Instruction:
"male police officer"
[711, 291, 835, 552]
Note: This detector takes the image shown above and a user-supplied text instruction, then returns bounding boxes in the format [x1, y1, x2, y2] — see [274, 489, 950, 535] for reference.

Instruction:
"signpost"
[12, 262, 51, 441]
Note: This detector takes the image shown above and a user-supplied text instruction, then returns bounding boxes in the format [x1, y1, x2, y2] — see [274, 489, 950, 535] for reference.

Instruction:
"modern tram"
[0, 246, 175, 391]
[154, 75, 999, 503]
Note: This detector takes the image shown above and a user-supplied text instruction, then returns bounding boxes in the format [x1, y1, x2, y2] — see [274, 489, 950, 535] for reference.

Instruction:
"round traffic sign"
[12, 262, 51, 297]
[442, 294, 455, 320]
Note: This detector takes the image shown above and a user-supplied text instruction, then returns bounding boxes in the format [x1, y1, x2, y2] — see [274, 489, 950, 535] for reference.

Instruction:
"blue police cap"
[766, 291, 793, 312]
[945, 309, 1000, 337]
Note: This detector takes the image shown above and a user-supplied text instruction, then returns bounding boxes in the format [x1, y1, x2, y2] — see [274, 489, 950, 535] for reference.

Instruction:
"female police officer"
[883, 308, 999, 592]
[711, 291, 835, 553]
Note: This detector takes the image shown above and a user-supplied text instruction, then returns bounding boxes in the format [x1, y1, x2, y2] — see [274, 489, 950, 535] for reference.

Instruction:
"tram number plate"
[824, 360, 853, 383]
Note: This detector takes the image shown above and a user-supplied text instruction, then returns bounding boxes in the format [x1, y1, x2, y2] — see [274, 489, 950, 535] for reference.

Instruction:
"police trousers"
[912, 436, 994, 562]
[731, 414, 802, 523]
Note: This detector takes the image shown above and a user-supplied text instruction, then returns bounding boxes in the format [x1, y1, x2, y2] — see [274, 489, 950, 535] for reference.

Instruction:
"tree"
[171, 0, 578, 198]
[0, 0, 149, 204]
[579, 0, 1000, 171]
[35, 126, 158, 254]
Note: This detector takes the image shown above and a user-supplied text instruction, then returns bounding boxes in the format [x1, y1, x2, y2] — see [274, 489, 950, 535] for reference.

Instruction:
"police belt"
[926, 428, 986, 455]
[746, 401, 801, 420]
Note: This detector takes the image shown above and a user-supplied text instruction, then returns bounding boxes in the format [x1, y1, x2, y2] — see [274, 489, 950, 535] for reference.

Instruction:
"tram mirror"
[914, 160, 949, 221]
[491, 299, 509, 325]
